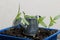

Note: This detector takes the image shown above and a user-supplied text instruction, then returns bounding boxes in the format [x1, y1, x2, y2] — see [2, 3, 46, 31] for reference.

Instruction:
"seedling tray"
[0, 24, 60, 40]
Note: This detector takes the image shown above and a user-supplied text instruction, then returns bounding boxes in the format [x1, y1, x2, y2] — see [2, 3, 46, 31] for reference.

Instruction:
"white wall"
[0, 0, 60, 29]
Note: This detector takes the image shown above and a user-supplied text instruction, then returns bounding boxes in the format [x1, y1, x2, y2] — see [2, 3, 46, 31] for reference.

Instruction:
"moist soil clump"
[0, 27, 57, 40]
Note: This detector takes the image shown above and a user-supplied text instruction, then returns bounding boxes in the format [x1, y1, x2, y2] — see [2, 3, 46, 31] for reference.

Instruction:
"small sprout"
[13, 4, 21, 26]
[49, 15, 60, 27]
[13, 5, 29, 26]
[49, 16, 56, 27]
[38, 16, 47, 27]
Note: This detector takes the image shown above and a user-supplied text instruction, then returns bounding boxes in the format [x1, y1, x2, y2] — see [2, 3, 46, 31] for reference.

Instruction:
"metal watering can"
[23, 17, 39, 36]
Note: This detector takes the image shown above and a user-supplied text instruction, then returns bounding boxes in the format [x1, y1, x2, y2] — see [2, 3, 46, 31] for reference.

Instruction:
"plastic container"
[0, 24, 60, 40]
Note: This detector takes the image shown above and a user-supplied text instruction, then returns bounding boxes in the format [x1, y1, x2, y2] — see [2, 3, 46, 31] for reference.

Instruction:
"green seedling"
[49, 15, 60, 27]
[13, 5, 29, 26]
[13, 5, 21, 26]
[38, 16, 47, 27]
[15, 5, 21, 20]
[49, 16, 56, 27]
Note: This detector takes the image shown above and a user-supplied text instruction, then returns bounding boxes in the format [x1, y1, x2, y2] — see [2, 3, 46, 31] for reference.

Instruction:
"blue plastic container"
[0, 24, 60, 40]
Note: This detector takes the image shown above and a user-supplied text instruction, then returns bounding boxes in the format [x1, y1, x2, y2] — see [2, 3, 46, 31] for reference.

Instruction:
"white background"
[0, 0, 60, 29]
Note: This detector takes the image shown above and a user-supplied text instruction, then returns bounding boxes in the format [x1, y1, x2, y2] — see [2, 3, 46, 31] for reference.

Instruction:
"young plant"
[13, 5, 21, 26]
[37, 16, 47, 27]
[49, 15, 60, 27]
[13, 5, 29, 26]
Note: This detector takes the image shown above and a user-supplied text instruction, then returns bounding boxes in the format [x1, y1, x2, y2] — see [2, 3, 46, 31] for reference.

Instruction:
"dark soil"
[0, 27, 57, 40]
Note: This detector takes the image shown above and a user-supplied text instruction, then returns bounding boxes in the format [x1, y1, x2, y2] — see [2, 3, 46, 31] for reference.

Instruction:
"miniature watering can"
[24, 17, 39, 36]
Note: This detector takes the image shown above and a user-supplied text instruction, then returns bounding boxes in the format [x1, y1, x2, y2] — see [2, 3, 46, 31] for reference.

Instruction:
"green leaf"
[39, 21, 47, 27]
[15, 13, 21, 20]
[38, 16, 45, 22]
[49, 21, 54, 27]
[49, 16, 56, 27]
[22, 11, 29, 25]
[15, 4, 21, 20]
[54, 15, 60, 20]
[22, 18, 29, 25]
[50, 16, 56, 23]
